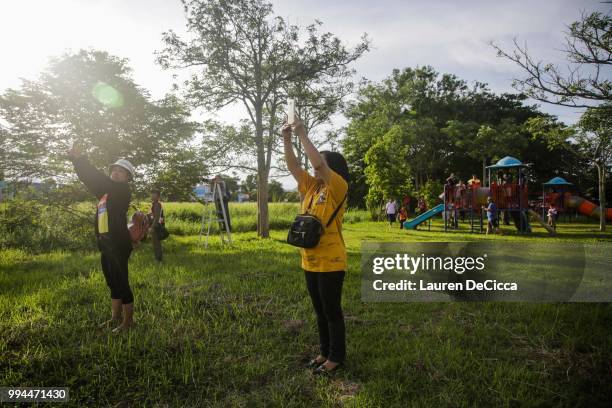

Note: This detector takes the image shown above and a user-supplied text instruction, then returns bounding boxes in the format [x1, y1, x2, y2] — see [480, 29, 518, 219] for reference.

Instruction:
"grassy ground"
[1, 206, 611, 407]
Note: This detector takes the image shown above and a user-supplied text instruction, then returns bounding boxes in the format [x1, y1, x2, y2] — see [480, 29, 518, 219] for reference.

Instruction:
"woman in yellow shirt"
[282, 118, 349, 375]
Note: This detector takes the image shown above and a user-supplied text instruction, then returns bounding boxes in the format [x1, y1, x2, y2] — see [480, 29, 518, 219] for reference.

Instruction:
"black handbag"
[287, 191, 347, 248]
[155, 224, 170, 241]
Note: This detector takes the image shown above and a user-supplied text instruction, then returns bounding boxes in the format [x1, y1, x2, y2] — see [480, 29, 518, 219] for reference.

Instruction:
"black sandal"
[312, 362, 343, 376]
[305, 358, 326, 369]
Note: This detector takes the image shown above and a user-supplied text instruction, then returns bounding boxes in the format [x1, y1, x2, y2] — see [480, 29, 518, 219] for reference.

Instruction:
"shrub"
[0, 199, 94, 252]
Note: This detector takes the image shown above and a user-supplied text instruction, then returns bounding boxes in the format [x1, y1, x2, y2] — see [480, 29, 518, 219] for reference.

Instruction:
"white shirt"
[385, 201, 397, 214]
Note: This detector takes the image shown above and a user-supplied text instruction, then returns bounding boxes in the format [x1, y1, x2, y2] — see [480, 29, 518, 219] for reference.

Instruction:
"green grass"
[1, 205, 611, 406]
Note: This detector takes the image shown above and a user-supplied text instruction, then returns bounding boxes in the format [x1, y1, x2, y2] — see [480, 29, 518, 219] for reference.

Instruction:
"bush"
[415, 179, 444, 209]
[0, 199, 94, 252]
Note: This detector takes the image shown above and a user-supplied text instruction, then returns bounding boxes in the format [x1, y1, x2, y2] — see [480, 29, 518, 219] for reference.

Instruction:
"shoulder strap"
[325, 194, 347, 227]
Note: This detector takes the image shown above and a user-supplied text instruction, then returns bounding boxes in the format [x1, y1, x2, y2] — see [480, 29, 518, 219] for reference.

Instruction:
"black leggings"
[101, 249, 133, 304]
[304, 271, 346, 363]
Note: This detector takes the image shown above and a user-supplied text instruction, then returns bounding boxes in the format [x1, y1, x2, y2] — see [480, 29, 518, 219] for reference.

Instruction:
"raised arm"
[282, 122, 306, 182]
[67, 144, 114, 199]
[293, 119, 331, 185]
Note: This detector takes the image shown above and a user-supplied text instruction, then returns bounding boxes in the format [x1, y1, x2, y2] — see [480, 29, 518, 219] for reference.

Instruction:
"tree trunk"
[596, 162, 606, 232]
[256, 168, 270, 237]
[254, 109, 270, 238]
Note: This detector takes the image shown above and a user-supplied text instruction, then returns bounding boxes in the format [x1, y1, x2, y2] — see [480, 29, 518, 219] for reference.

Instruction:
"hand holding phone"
[287, 98, 295, 125]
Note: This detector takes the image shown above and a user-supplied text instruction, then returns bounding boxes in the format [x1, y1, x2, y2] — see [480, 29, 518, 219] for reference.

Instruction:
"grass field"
[1, 203, 611, 407]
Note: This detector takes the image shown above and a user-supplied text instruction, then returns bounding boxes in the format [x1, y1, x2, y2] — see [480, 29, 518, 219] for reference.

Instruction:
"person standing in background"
[547, 203, 558, 230]
[385, 198, 397, 225]
[402, 195, 411, 215]
[150, 189, 165, 262]
[486, 197, 499, 235]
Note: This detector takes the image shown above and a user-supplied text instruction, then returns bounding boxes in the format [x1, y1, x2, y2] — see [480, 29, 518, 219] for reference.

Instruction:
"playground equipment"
[485, 156, 532, 233]
[402, 204, 444, 229]
[541, 176, 573, 221]
[402, 155, 608, 234]
[527, 209, 556, 235]
[565, 195, 612, 221]
[431, 156, 535, 233]
[402, 156, 553, 234]
[542, 176, 612, 221]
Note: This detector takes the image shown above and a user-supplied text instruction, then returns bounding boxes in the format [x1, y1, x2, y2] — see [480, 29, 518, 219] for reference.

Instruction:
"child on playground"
[67, 144, 136, 332]
[417, 196, 427, 214]
[486, 197, 499, 235]
[547, 203, 558, 230]
[398, 205, 408, 229]
[468, 174, 481, 188]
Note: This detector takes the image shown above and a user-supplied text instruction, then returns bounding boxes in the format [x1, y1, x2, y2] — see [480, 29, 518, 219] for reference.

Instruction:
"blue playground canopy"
[543, 176, 573, 186]
[486, 156, 526, 169]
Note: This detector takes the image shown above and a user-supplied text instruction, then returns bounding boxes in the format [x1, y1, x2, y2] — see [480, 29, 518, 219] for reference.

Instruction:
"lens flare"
[92, 82, 124, 108]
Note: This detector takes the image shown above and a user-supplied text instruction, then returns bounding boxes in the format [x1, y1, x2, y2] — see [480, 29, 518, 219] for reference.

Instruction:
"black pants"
[152, 225, 163, 261]
[100, 248, 133, 304]
[304, 271, 346, 363]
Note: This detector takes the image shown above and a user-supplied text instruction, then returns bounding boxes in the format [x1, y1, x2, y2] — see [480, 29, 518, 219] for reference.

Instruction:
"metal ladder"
[199, 181, 232, 248]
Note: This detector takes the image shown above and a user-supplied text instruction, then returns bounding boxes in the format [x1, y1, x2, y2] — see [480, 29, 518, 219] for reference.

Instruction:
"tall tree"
[0, 50, 196, 186]
[491, 11, 611, 109]
[491, 10, 612, 231]
[578, 106, 611, 231]
[343, 66, 572, 208]
[156, 0, 369, 237]
[528, 106, 611, 231]
[363, 125, 414, 207]
[150, 147, 207, 201]
[267, 179, 284, 202]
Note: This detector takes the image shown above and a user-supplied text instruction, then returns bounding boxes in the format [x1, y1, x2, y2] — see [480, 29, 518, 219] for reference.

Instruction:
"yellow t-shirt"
[297, 169, 348, 272]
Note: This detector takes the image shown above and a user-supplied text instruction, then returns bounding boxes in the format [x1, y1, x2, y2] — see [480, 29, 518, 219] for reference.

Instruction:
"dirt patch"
[282, 319, 305, 334]
[331, 379, 362, 405]
[344, 315, 375, 325]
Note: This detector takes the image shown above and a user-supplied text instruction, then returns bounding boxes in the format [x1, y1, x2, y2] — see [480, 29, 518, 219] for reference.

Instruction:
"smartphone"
[287, 99, 295, 124]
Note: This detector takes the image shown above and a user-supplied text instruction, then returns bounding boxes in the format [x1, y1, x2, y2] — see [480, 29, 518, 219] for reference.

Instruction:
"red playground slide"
[565, 195, 612, 221]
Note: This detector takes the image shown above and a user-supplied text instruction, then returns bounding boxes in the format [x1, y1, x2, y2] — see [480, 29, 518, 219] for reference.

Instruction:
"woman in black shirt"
[68, 144, 136, 333]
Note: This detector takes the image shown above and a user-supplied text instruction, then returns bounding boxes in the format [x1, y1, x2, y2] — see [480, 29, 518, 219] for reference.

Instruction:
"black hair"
[320, 151, 350, 184]
[151, 189, 161, 196]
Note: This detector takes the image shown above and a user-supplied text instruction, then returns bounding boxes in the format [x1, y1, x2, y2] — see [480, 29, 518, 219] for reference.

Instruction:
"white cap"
[109, 159, 135, 181]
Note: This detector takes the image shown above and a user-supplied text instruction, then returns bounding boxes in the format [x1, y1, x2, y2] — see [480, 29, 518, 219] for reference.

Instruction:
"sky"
[1, 0, 609, 187]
